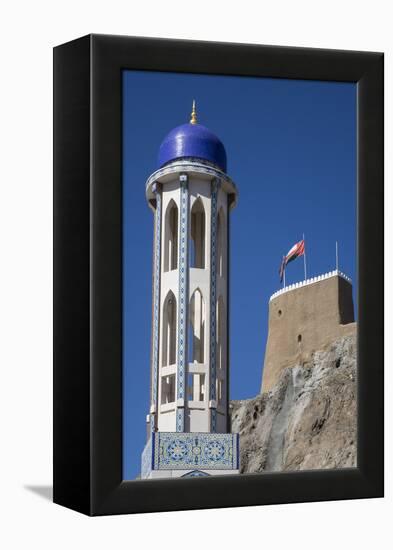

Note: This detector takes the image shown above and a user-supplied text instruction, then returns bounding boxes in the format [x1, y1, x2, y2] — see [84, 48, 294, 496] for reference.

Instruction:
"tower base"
[144, 468, 239, 479]
[141, 432, 239, 479]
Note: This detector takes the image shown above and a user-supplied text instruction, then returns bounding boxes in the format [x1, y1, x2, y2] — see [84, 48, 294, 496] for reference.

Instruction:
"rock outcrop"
[231, 333, 357, 473]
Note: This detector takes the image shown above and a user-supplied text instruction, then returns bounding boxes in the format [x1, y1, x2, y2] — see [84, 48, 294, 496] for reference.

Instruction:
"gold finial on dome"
[190, 100, 197, 124]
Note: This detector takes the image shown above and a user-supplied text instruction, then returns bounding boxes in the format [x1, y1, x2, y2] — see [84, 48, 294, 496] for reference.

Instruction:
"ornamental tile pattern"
[181, 470, 210, 477]
[150, 184, 161, 432]
[176, 174, 189, 431]
[153, 432, 239, 470]
[209, 178, 220, 432]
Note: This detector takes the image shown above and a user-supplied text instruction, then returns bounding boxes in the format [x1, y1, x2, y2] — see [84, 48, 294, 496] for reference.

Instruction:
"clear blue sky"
[123, 70, 356, 480]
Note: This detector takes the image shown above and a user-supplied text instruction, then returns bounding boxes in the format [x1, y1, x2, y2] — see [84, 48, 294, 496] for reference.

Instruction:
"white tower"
[141, 103, 239, 478]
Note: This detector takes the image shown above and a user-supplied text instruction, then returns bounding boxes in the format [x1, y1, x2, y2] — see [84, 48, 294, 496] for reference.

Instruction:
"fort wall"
[261, 270, 356, 392]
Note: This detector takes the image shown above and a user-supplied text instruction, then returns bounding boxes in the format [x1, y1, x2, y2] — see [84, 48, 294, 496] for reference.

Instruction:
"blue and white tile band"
[176, 174, 189, 431]
[209, 177, 220, 432]
[150, 183, 161, 433]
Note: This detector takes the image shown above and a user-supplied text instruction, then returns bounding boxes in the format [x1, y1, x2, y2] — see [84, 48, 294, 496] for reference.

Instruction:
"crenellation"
[269, 269, 352, 301]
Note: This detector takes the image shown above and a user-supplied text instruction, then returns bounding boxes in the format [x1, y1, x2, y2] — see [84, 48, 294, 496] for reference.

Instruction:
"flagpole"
[336, 241, 339, 272]
[283, 268, 286, 288]
[303, 233, 307, 280]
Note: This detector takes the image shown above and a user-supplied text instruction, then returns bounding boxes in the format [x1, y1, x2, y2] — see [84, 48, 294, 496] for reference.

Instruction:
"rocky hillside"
[230, 333, 357, 473]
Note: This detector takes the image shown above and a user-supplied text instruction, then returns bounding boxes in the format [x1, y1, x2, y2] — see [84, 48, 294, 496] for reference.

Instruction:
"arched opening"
[162, 291, 177, 366]
[181, 470, 210, 478]
[188, 289, 205, 364]
[164, 200, 178, 272]
[216, 296, 225, 371]
[217, 208, 226, 278]
[190, 198, 205, 269]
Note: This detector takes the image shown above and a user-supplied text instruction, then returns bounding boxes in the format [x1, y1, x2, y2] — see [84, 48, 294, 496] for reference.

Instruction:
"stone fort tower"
[141, 103, 240, 478]
[261, 270, 356, 393]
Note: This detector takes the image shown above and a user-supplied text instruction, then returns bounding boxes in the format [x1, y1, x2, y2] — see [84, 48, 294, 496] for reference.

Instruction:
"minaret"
[141, 103, 240, 478]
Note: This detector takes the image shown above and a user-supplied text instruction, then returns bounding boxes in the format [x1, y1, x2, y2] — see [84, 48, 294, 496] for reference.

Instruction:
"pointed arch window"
[188, 289, 205, 364]
[217, 207, 226, 278]
[164, 200, 178, 272]
[190, 198, 206, 269]
[162, 291, 177, 366]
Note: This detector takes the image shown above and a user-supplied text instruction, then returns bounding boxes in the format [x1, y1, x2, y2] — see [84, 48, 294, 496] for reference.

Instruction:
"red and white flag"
[279, 239, 305, 282]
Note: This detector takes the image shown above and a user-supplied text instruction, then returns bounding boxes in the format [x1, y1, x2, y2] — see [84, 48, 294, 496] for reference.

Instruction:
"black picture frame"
[53, 34, 384, 516]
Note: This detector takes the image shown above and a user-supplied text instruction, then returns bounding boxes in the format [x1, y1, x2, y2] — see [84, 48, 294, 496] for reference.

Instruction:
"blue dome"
[158, 123, 227, 172]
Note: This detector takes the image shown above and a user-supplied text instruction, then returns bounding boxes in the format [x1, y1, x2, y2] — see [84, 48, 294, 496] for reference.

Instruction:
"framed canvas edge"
[53, 34, 384, 517]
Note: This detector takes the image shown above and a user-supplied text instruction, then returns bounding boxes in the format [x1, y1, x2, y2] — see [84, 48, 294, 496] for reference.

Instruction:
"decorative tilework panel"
[153, 432, 239, 470]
